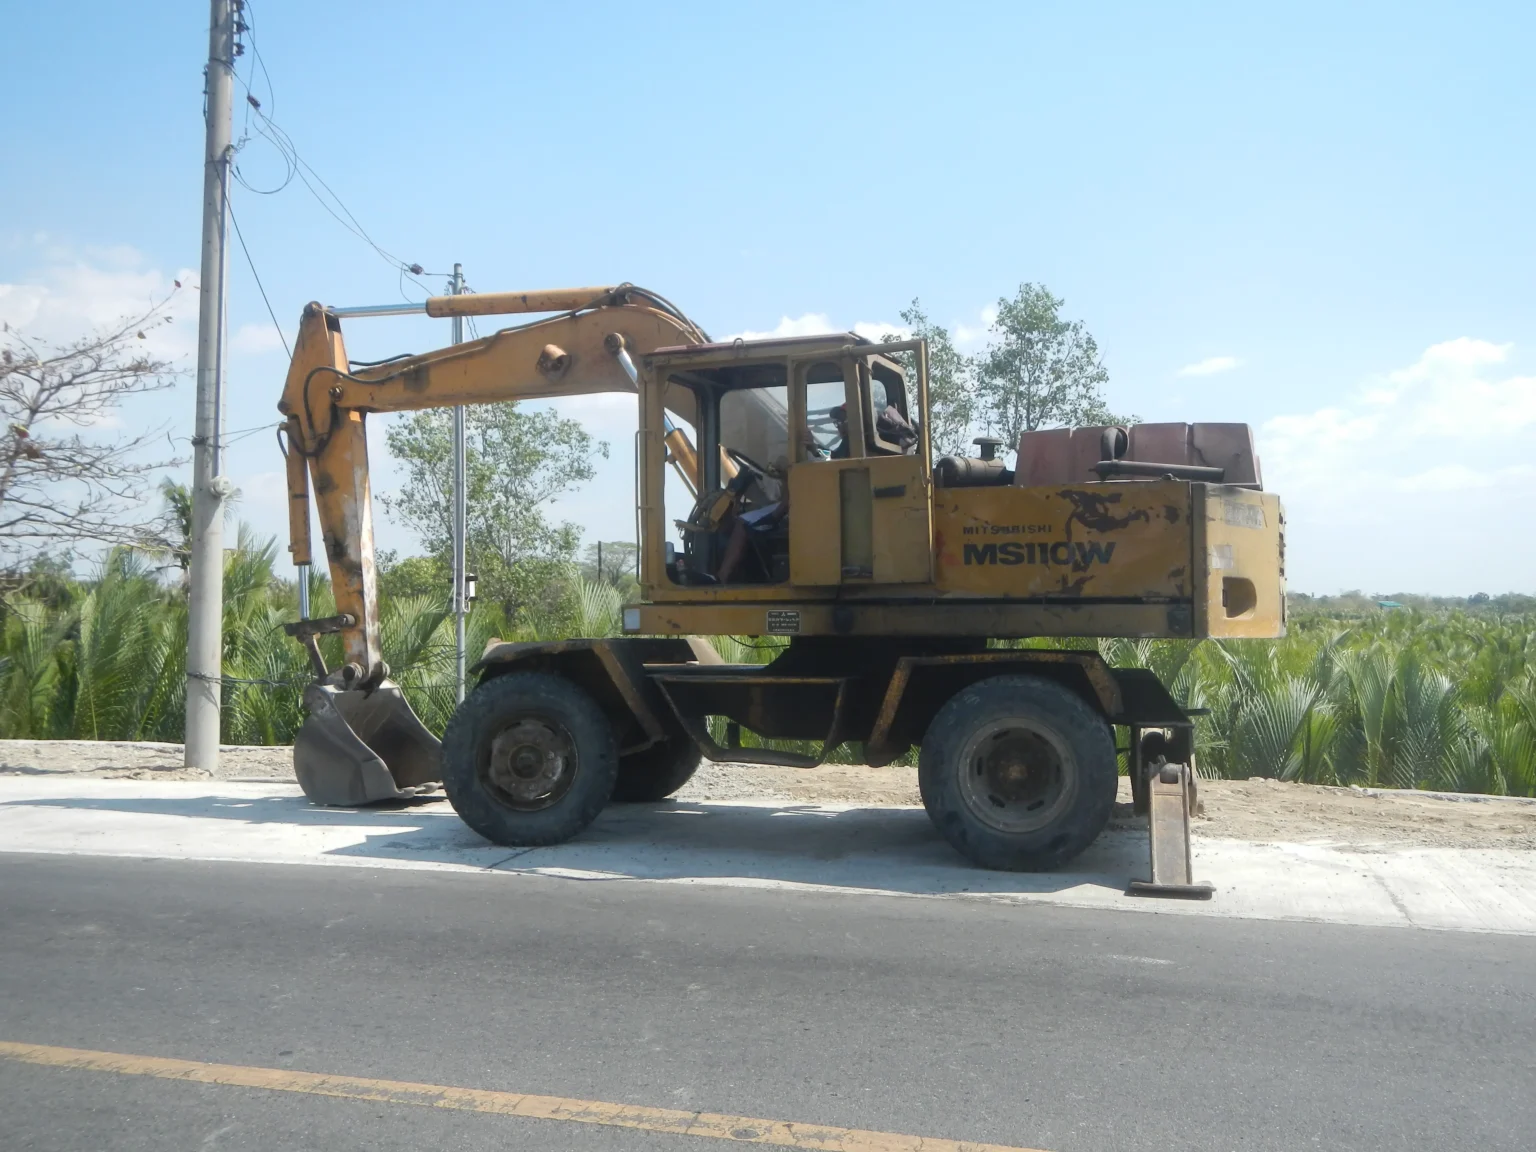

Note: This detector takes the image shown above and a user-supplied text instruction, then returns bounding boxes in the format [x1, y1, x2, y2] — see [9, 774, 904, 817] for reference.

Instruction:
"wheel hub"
[958, 721, 1076, 835]
[487, 719, 575, 809]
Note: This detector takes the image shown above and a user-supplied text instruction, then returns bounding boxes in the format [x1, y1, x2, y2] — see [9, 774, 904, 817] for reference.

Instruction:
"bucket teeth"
[293, 679, 442, 806]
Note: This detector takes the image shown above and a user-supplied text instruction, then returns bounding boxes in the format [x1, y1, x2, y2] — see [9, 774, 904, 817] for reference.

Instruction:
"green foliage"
[0, 535, 619, 747]
[376, 552, 450, 602]
[883, 301, 976, 457]
[580, 540, 640, 594]
[880, 286, 1130, 458]
[975, 283, 1120, 443]
[379, 402, 607, 615]
[1, 532, 1531, 799]
[1173, 612, 1536, 794]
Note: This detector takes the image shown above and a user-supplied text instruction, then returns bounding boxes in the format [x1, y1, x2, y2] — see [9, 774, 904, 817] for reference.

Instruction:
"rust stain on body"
[1058, 489, 1151, 538]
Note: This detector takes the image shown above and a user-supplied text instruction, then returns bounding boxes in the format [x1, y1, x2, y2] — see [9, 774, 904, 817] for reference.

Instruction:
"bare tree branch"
[0, 291, 188, 563]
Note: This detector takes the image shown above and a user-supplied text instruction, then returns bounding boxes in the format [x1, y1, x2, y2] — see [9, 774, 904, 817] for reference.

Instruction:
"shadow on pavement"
[2, 789, 1147, 899]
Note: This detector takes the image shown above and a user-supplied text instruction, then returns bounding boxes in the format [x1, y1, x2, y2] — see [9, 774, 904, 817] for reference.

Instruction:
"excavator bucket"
[293, 677, 442, 806]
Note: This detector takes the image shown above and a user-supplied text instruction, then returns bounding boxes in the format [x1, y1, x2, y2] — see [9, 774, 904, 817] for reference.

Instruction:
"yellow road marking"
[0, 1040, 1049, 1152]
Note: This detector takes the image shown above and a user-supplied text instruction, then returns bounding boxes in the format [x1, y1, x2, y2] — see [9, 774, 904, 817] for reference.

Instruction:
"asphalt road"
[1, 853, 1533, 1152]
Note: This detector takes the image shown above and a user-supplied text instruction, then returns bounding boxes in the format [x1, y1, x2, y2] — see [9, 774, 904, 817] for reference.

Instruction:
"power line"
[228, 1, 439, 299]
[459, 278, 482, 339]
[223, 421, 280, 446]
[228, 197, 290, 358]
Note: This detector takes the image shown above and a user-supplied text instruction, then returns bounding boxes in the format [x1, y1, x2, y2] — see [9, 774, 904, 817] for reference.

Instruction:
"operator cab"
[649, 334, 922, 587]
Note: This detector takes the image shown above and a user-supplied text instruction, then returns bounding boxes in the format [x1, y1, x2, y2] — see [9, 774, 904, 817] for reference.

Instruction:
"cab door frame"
[787, 342, 935, 588]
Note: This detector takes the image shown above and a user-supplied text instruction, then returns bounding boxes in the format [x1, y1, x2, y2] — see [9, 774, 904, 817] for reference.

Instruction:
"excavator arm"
[275, 285, 711, 807]
[278, 285, 704, 677]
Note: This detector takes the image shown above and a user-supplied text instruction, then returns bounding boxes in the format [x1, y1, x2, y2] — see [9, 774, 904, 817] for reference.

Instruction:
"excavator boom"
[277, 285, 707, 804]
[280, 285, 703, 674]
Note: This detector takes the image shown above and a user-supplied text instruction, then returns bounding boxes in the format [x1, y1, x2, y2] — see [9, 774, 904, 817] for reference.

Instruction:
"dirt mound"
[682, 763, 1536, 849]
[1188, 776, 1536, 849]
[0, 740, 291, 781]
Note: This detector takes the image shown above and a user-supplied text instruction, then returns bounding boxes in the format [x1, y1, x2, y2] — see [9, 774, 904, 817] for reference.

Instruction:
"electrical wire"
[223, 422, 280, 447]
[459, 280, 482, 340]
[228, 197, 290, 358]
[226, 11, 714, 343]
[166, 421, 282, 452]
[242, 1, 278, 123]
[229, 0, 439, 299]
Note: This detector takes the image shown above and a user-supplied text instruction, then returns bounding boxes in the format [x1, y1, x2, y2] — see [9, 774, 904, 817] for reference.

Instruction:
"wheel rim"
[956, 718, 1078, 835]
[482, 716, 578, 811]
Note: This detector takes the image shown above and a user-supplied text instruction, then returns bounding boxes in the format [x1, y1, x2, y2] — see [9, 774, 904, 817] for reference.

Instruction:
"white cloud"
[1263, 338, 1536, 496]
[1261, 338, 1536, 593]
[1177, 355, 1242, 377]
[953, 304, 997, 352]
[231, 322, 286, 355]
[723, 313, 837, 341]
[722, 313, 904, 343]
[853, 320, 908, 342]
[0, 245, 197, 364]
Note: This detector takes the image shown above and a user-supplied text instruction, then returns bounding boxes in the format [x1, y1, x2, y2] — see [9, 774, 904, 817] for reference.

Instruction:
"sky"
[1, 0, 1533, 595]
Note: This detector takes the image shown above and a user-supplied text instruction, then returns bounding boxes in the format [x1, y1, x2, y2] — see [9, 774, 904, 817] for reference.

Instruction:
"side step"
[1129, 758, 1213, 899]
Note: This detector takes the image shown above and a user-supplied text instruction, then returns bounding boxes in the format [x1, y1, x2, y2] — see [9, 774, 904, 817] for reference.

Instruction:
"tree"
[135, 477, 194, 577]
[376, 550, 450, 603]
[0, 295, 184, 566]
[581, 540, 639, 588]
[974, 284, 1117, 448]
[381, 403, 607, 617]
[882, 301, 976, 458]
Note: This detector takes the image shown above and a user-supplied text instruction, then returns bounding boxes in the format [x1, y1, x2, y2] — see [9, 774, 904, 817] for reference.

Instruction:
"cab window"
[803, 361, 849, 459]
[865, 358, 915, 455]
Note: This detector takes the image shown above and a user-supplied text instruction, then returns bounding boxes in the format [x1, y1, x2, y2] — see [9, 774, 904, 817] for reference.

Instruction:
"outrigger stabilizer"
[1127, 724, 1214, 899]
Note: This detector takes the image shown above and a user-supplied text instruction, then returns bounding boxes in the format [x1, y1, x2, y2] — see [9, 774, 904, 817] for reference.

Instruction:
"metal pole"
[450, 264, 467, 704]
[184, 0, 235, 771]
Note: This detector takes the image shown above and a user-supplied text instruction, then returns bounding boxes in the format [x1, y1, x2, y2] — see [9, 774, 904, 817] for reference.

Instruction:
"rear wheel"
[612, 737, 702, 802]
[919, 675, 1117, 871]
[442, 672, 618, 846]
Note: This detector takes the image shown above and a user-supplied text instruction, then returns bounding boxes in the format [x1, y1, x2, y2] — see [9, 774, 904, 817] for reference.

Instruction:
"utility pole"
[185, 0, 235, 770]
[450, 264, 467, 703]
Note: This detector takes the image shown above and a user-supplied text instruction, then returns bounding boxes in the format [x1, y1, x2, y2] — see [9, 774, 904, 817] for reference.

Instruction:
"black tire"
[919, 675, 1117, 871]
[441, 671, 618, 847]
[611, 737, 702, 803]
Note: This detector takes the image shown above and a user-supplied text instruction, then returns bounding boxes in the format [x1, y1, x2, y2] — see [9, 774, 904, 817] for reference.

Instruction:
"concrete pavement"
[2, 777, 1535, 933]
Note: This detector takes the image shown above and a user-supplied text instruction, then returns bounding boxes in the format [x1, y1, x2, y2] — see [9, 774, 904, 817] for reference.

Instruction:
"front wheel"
[441, 672, 618, 847]
[919, 675, 1117, 871]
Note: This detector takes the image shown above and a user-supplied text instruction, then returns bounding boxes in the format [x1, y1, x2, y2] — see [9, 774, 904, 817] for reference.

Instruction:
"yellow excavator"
[278, 284, 1285, 895]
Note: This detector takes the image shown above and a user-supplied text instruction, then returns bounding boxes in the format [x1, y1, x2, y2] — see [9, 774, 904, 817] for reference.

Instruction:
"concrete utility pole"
[450, 264, 468, 703]
[185, 0, 236, 770]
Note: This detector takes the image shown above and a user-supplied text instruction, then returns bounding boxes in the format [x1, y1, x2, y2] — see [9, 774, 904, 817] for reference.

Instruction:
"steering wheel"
[724, 445, 769, 481]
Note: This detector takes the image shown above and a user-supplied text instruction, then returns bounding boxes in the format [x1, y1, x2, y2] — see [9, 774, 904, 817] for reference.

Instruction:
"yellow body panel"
[787, 463, 841, 586]
[1193, 486, 1287, 638]
[868, 455, 935, 584]
[934, 481, 1193, 601]
[788, 454, 934, 586]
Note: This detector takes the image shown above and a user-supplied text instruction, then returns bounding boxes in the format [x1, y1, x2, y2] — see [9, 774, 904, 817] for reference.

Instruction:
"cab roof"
[647, 331, 871, 362]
